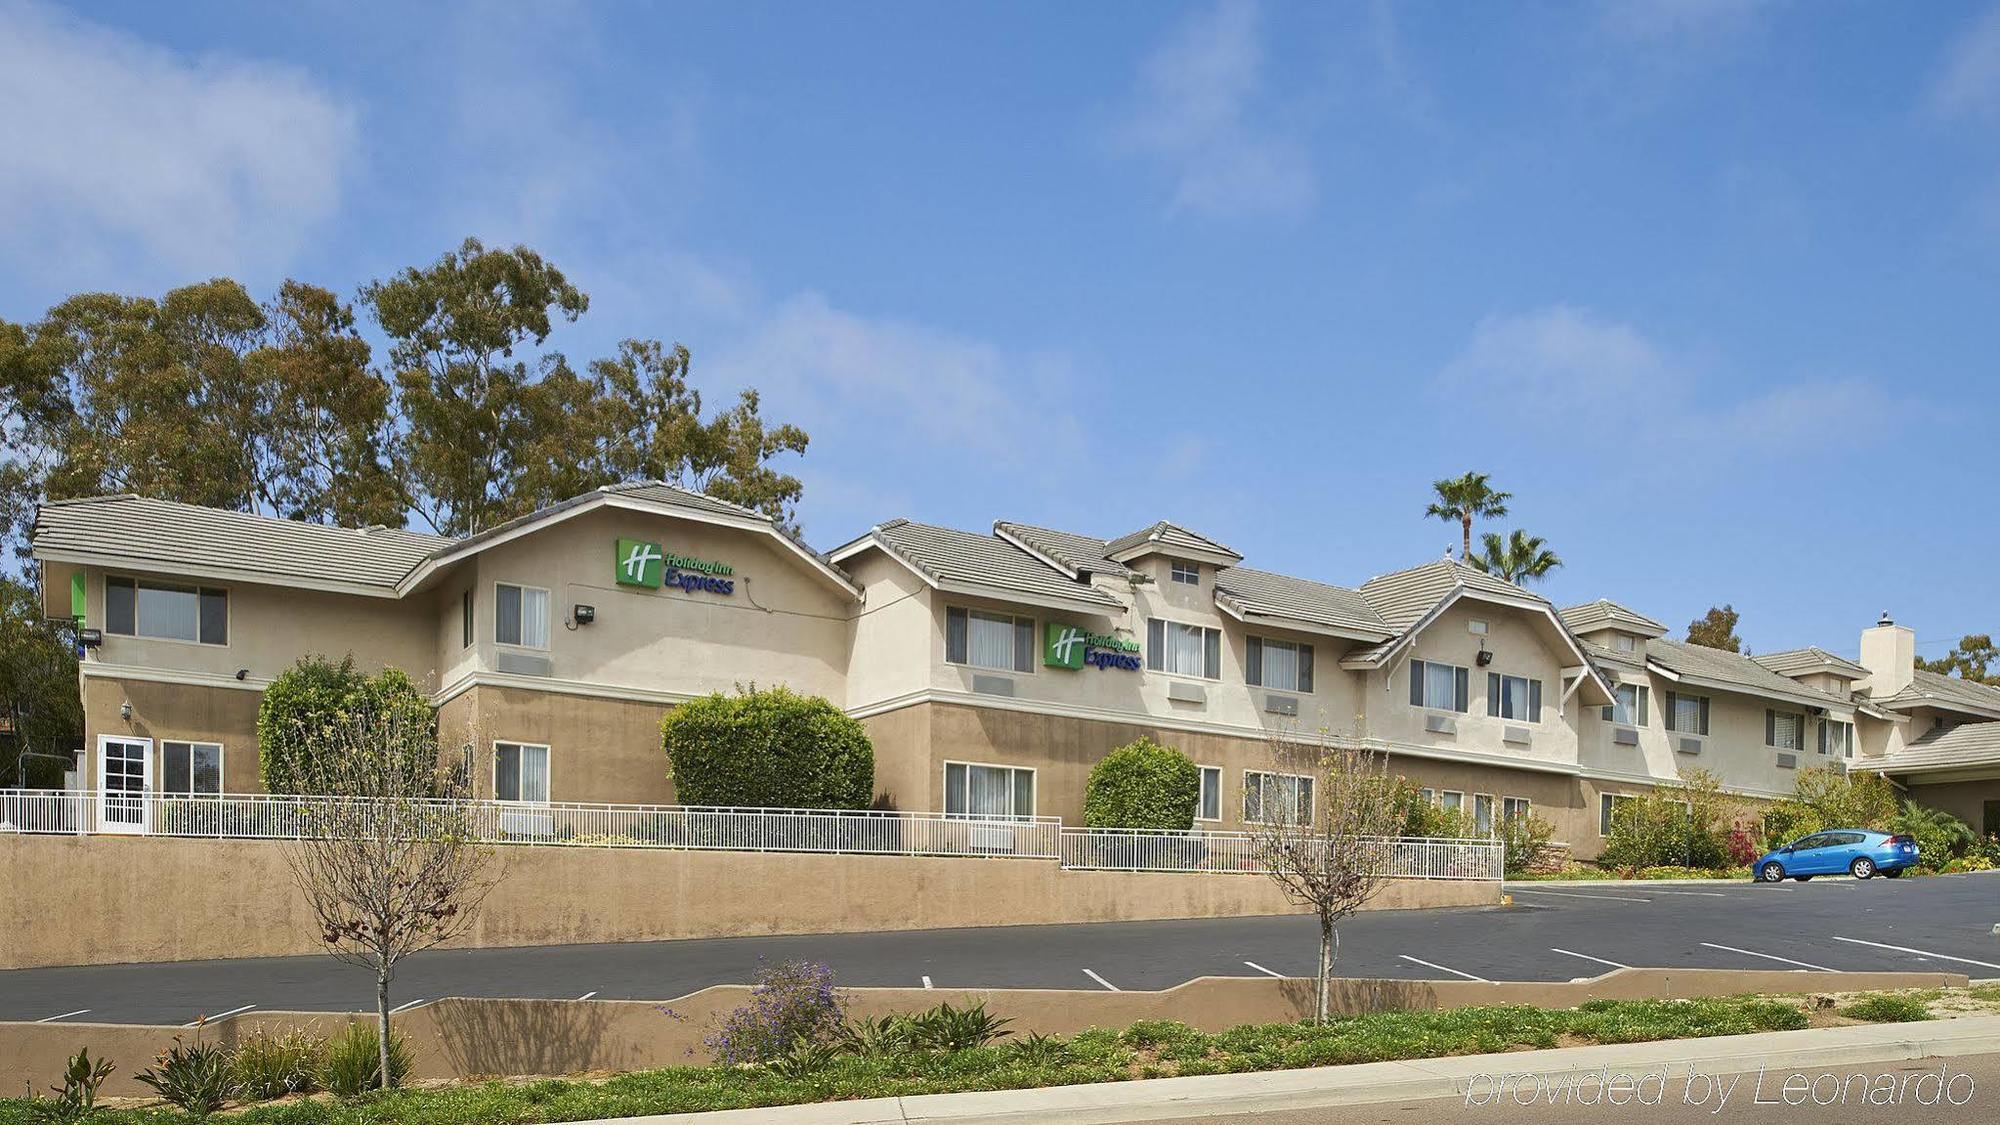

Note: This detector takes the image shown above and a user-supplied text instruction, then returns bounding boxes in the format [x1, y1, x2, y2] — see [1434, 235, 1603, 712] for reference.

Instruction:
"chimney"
[1858, 611, 1915, 697]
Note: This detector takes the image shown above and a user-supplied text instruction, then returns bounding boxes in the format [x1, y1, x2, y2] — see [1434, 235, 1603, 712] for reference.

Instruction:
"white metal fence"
[1058, 827, 1505, 880]
[0, 789, 1503, 879]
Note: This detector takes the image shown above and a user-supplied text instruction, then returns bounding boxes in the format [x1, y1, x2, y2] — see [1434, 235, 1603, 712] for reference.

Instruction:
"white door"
[98, 736, 152, 834]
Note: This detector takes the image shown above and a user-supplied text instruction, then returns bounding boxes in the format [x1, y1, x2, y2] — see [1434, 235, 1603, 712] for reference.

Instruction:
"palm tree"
[1470, 529, 1562, 585]
[1424, 472, 1512, 559]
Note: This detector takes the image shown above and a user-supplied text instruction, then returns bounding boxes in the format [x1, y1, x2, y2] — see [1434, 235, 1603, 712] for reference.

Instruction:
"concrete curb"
[1506, 878, 1759, 888]
[600, 1015, 2000, 1125]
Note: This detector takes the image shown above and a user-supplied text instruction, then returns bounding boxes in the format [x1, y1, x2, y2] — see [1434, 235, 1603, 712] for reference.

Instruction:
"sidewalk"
[593, 1015, 2000, 1125]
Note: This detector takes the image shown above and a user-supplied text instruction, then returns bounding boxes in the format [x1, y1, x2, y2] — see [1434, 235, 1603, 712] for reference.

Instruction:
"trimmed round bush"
[257, 655, 436, 793]
[662, 685, 874, 808]
[1082, 737, 1199, 830]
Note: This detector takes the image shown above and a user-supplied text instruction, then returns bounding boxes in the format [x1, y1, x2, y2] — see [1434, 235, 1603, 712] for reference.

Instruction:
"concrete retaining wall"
[0, 834, 1497, 970]
[0, 969, 1965, 1096]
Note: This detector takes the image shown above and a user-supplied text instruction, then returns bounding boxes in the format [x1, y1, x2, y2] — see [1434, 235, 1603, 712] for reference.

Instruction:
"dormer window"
[1612, 635, 1637, 653]
[1170, 559, 1200, 586]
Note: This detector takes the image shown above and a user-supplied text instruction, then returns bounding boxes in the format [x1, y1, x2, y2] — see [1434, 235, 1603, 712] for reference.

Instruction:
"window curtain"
[1169, 622, 1205, 676]
[1262, 641, 1299, 692]
[968, 611, 1016, 670]
[1424, 661, 1457, 709]
[520, 587, 550, 648]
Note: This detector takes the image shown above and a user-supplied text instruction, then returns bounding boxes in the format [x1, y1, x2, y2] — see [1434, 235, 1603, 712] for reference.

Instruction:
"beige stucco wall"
[1366, 601, 1579, 770]
[842, 551, 936, 711]
[81, 677, 264, 793]
[1904, 778, 2000, 835]
[439, 683, 676, 805]
[0, 834, 1497, 971]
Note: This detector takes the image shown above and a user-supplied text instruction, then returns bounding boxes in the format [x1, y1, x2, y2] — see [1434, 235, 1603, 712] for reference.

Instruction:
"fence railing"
[1, 790, 1504, 879]
[1058, 827, 1505, 880]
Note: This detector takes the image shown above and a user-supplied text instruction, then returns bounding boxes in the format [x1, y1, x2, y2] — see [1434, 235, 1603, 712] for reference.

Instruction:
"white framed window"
[946, 607, 1034, 672]
[1605, 683, 1650, 726]
[1243, 770, 1315, 825]
[1197, 766, 1222, 822]
[1664, 691, 1709, 735]
[1486, 673, 1543, 722]
[1246, 636, 1314, 692]
[1612, 634, 1637, 652]
[1501, 796, 1531, 822]
[160, 741, 223, 796]
[494, 583, 551, 649]
[1473, 793, 1495, 836]
[1170, 559, 1200, 585]
[1147, 618, 1221, 679]
[1418, 787, 1436, 804]
[1409, 659, 1469, 712]
[105, 576, 228, 645]
[1600, 793, 1639, 836]
[944, 761, 1035, 819]
[1766, 709, 1803, 751]
[1819, 719, 1854, 759]
[1440, 790, 1464, 812]
[494, 741, 550, 803]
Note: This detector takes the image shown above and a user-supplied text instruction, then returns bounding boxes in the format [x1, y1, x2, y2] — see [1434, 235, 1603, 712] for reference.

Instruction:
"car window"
[1793, 834, 1828, 850]
[1833, 832, 1867, 846]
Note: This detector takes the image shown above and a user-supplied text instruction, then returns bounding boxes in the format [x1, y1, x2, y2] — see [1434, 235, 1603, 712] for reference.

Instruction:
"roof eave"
[30, 547, 404, 601]
[1212, 592, 1393, 644]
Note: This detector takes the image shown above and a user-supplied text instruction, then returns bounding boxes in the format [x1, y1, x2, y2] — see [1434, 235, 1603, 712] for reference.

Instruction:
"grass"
[1837, 994, 1935, 1023]
[0, 995, 1836, 1125]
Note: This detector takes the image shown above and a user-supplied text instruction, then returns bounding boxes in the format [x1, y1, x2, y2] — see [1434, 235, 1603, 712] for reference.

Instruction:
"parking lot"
[5, 873, 1996, 1025]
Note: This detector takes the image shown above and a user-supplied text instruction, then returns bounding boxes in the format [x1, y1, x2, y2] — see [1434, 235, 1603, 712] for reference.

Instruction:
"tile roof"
[33, 495, 450, 591]
[862, 519, 1124, 609]
[1103, 521, 1242, 562]
[1580, 640, 1648, 673]
[991, 521, 1135, 579]
[1870, 669, 2000, 719]
[1754, 646, 1869, 680]
[1863, 720, 2000, 776]
[1211, 566, 1392, 639]
[1646, 638, 1842, 708]
[1343, 558, 1552, 665]
[1559, 599, 1668, 638]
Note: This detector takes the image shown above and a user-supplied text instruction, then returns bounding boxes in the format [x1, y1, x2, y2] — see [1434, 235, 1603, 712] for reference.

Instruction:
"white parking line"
[1398, 955, 1488, 982]
[1550, 947, 1630, 970]
[1509, 888, 1652, 903]
[1699, 942, 1831, 972]
[575, 991, 598, 1001]
[37, 1010, 90, 1023]
[1082, 968, 1120, 991]
[1645, 889, 1729, 897]
[921, 976, 934, 990]
[388, 998, 429, 1014]
[1242, 960, 1285, 978]
[1832, 937, 2000, 971]
[185, 1004, 256, 1027]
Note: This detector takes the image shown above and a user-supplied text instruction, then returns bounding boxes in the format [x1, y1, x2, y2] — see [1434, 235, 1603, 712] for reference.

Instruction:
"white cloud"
[0, 0, 356, 279]
[1429, 305, 1908, 468]
[1111, 0, 1315, 219]
[1933, 2, 2000, 118]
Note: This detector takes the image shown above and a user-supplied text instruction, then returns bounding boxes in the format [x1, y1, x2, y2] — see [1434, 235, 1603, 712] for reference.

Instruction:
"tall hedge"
[662, 686, 874, 809]
[1082, 737, 1199, 830]
[257, 655, 436, 793]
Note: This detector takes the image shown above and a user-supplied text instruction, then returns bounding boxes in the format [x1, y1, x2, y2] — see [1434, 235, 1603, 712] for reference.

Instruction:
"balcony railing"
[1, 789, 1504, 879]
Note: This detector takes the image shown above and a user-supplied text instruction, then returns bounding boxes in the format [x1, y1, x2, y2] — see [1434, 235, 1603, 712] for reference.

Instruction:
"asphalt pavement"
[5, 872, 1996, 1025]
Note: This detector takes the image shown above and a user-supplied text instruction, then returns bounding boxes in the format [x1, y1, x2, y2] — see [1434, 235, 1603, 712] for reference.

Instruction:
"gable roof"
[991, 521, 1135, 580]
[1754, 646, 1869, 680]
[1869, 669, 2000, 721]
[1860, 720, 2000, 778]
[33, 481, 860, 602]
[1645, 638, 1844, 710]
[1103, 521, 1242, 564]
[833, 519, 1124, 611]
[1559, 599, 1668, 638]
[33, 495, 451, 597]
[1211, 566, 1392, 641]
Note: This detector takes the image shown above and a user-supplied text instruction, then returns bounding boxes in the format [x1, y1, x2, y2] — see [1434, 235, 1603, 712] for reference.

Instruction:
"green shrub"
[134, 1037, 232, 1116]
[1763, 767, 1899, 848]
[907, 1001, 1014, 1051]
[1082, 738, 1199, 829]
[1840, 994, 1932, 1023]
[1392, 780, 1477, 838]
[1496, 811, 1556, 878]
[26, 1047, 115, 1124]
[705, 961, 849, 1064]
[662, 686, 873, 808]
[1891, 801, 1977, 868]
[1602, 770, 1738, 871]
[257, 656, 437, 794]
[319, 1023, 412, 1095]
[230, 1028, 324, 1100]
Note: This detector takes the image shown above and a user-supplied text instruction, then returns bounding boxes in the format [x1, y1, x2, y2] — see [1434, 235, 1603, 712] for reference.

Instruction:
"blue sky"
[3, 0, 1997, 659]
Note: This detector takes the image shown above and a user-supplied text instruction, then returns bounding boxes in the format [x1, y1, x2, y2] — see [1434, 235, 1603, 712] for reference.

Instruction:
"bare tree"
[1246, 725, 1404, 1023]
[285, 706, 494, 1089]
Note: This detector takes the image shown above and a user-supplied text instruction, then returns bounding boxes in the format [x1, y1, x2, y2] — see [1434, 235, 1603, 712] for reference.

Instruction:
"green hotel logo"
[615, 538, 737, 595]
[1044, 622, 1141, 671]
[616, 538, 665, 586]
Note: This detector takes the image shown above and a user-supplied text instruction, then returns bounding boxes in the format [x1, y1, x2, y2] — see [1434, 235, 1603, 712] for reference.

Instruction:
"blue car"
[1754, 829, 1919, 882]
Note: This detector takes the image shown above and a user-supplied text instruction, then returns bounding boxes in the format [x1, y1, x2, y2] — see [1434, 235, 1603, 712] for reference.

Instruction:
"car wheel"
[1883, 868, 1903, 879]
[1759, 861, 1786, 882]
[1794, 875, 1813, 881]
[1851, 857, 1876, 879]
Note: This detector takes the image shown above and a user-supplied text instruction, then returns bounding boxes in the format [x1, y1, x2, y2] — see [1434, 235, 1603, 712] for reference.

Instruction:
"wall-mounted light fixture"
[78, 628, 103, 648]
[235, 668, 249, 681]
[572, 604, 596, 626]
[1475, 649, 1495, 668]
[119, 700, 132, 721]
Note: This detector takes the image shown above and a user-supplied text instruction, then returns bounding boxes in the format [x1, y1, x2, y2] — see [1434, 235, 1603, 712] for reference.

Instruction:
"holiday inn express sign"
[1045, 622, 1141, 671]
[615, 537, 736, 595]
